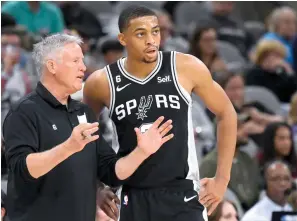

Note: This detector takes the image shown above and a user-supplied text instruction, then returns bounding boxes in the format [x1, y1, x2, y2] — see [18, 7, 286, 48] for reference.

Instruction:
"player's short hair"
[118, 6, 157, 32]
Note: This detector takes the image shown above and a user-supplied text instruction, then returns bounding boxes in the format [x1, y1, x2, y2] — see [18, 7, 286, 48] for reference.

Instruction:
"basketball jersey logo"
[136, 95, 153, 120]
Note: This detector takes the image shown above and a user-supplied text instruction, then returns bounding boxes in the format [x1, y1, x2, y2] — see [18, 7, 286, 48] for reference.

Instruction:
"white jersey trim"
[106, 65, 115, 118]
[186, 103, 200, 193]
[117, 51, 163, 85]
[171, 51, 191, 105]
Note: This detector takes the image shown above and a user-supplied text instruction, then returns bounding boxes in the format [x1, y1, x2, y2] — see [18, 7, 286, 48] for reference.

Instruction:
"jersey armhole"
[105, 65, 115, 118]
[171, 51, 192, 105]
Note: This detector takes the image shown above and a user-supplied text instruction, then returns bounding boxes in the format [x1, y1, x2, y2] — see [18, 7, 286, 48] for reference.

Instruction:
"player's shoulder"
[84, 67, 109, 98]
[174, 52, 209, 74]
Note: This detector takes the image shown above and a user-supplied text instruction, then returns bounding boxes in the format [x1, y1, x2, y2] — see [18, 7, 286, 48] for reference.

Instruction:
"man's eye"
[153, 30, 160, 35]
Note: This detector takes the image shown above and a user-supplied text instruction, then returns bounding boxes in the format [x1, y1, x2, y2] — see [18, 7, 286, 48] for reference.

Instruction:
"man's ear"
[118, 33, 127, 47]
[45, 59, 57, 75]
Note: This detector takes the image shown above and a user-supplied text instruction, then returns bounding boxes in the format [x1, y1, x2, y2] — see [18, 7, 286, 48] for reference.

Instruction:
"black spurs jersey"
[105, 51, 200, 191]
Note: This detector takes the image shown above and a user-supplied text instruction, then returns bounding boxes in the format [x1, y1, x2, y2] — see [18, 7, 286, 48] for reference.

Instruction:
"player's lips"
[145, 47, 157, 53]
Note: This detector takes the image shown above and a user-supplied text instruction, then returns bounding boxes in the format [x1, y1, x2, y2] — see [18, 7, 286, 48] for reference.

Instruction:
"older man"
[2, 33, 173, 221]
[242, 160, 295, 221]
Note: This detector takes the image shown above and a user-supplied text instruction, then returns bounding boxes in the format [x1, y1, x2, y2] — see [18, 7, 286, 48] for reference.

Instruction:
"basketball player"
[84, 6, 237, 221]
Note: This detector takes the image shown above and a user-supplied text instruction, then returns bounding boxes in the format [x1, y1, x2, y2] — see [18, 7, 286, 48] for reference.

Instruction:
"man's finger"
[160, 124, 173, 137]
[199, 194, 213, 205]
[152, 116, 165, 129]
[77, 122, 99, 131]
[207, 201, 220, 216]
[203, 198, 217, 208]
[83, 127, 99, 137]
[199, 191, 211, 202]
[200, 178, 209, 187]
[101, 203, 117, 220]
[158, 119, 172, 133]
[106, 199, 119, 218]
[84, 135, 99, 144]
[161, 134, 174, 144]
[113, 195, 120, 205]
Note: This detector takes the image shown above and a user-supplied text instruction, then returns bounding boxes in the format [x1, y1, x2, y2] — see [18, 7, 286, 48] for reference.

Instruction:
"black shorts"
[117, 182, 207, 221]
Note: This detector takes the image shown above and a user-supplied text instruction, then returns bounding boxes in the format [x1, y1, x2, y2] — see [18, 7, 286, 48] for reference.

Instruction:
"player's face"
[119, 16, 161, 63]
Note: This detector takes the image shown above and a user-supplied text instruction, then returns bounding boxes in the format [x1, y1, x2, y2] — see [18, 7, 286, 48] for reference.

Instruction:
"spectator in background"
[204, 1, 253, 57]
[208, 200, 239, 221]
[261, 6, 296, 66]
[59, 2, 104, 39]
[288, 92, 297, 151]
[1, 27, 33, 126]
[155, 10, 189, 53]
[213, 72, 285, 147]
[260, 122, 297, 178]
[293, 37, 297, 73]
[1, 190, 7, 221]
[246, 40, 297, 103]
[213, 72, 283, 134]
[100, 38, 124, 66]
[242, 160, 295, 221]
[189, 25, 228, 74]
[200, 115, 262, 211]
[1, 1, 64, 36]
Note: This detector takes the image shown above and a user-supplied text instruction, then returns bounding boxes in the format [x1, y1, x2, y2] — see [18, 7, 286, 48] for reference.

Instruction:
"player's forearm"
[215, 104, 237, 182]
[115, 147, 148, 180]
[26, 142, 72, 179]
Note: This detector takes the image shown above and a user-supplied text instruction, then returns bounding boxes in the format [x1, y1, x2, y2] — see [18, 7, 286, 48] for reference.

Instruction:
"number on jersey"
[116, 75, 121, 83]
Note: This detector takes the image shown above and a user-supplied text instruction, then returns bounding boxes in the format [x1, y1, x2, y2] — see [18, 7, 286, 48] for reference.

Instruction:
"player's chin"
[143, 54, 158, 63]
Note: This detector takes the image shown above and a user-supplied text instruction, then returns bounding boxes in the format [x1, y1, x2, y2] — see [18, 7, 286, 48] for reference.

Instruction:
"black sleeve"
[86, 107, 124, 187]
[2, 108, 39, 183]
[96, 134, 125, 187]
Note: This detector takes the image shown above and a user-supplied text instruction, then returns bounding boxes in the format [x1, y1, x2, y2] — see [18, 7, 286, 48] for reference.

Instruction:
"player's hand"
[135, 116, 174, 157]
[199, 177, 229, 215]
[97, 187, 120, 221]
[65, 122, 99, 154]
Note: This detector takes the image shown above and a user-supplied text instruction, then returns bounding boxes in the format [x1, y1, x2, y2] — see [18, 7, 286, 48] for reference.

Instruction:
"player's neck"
[125, 57, 158, 79]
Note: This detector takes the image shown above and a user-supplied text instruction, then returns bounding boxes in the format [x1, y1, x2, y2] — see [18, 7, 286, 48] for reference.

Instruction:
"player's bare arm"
[83, 68, 111, 119]
[176, 53, 237, 215]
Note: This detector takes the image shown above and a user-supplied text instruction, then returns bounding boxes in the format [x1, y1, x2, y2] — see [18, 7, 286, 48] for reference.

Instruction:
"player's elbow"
[219, 102, 237, 123]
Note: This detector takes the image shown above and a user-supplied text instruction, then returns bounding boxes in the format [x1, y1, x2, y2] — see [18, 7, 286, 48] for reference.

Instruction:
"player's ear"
[118, 33, 127, 47]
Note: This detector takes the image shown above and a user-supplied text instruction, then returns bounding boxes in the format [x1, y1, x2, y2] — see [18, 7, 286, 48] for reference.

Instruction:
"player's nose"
[146, 34, 155, 45]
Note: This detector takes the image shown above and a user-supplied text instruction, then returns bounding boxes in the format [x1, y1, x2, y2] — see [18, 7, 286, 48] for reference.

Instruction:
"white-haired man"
[2, 33, 174, 221]
[261, 6, 297, 66]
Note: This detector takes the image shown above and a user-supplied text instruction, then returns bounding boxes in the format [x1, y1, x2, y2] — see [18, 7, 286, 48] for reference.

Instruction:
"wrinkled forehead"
[127, 16, 159, 32]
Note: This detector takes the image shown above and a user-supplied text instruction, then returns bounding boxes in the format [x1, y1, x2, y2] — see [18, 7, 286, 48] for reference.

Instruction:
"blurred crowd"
[1, 1, 297, 221]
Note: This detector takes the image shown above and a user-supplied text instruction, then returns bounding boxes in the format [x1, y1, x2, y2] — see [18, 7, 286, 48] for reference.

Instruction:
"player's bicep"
[194, 79, 231, 116]
[83, 70, 108, 118]
[189, 59, 232, 117]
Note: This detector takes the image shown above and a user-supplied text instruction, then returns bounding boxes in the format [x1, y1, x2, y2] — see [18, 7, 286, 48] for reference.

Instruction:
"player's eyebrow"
[133, 25, 160, 33]
[133, 28, 147, 33]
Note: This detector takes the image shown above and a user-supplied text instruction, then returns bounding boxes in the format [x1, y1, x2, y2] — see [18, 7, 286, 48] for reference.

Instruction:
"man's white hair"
[32, 33, 83, 76]
[269, 6, 296, 32]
